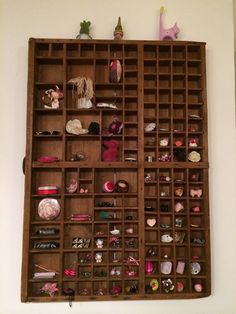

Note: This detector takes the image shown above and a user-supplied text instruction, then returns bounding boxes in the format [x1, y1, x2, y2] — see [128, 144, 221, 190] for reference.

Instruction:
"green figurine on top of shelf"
[114, 17, 123, 40]
[76, 20, 92, 39]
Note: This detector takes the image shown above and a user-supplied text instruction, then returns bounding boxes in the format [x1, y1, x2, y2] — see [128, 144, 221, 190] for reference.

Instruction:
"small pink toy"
[159, 6, 179, 40]
[102, 139, 119, 161]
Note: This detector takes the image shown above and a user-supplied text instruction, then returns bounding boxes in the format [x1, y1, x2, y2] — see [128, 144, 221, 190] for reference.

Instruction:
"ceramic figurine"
[76, 20, 92, 39]
[114, 17, 123, 40]
[160, 138, 169, 146]
[42, 85, 63, 109]
[159, 6, 179, 40]
[190, 188, 202, 198]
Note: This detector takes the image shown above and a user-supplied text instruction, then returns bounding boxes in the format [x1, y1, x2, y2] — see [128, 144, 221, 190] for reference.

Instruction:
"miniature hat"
[66, 119, 88, 135]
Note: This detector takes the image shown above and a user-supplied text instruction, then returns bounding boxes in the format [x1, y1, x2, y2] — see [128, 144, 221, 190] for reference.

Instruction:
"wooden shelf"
[22, 38, 210, 303]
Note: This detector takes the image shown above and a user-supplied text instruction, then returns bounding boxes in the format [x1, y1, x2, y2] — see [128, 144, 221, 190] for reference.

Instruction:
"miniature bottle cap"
[38, 198, 60, 220]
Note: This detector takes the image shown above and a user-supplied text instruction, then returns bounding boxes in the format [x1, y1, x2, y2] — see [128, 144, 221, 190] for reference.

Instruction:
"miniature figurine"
[76, 20, 92, 39]
[95, 238, 103, 249]
[159, 6, 179, 40]
[95, 252, 102, 263]
[42, 85, 63, 109]
[114, 17, 123, 40]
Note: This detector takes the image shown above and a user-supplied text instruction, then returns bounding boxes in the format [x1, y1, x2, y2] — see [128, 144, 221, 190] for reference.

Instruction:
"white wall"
[0, 0, 236, 313]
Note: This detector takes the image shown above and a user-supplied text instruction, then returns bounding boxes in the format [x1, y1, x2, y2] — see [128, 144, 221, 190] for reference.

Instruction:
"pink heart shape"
[147, 218, 156, 227]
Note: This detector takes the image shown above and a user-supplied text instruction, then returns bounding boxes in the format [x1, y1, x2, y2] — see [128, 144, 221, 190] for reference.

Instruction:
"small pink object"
[145, 261, 154, 275]
[194, 283, 203, 292]
[40, 282, 59, 297]
[176, 261, 185, 274]
[191, 206, 201, 213]
[103, 181, 115, 193]
[175, 202, 184, 213]
[37, 156, 59, 163]
[176, 281, 184, 292]
[175, 140, 183, 147]
[64, 268, 76, 277]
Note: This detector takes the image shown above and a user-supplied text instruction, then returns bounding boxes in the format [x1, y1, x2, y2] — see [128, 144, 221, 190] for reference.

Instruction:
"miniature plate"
[38, 198, 60, 220]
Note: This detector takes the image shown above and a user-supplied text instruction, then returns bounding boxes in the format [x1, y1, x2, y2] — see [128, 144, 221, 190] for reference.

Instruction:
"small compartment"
[159, 184, 171, 198]
[159, 104, 171, 118]
[176, 246, 188, 259]
[188, 45, 201, 60]
[144, 89, 157, 103]
[173, 74, 185, 88]
[188, 90, 203, 104]
[95, 59, 109, 83]
[145, 230, 158, 243]
[51, 43, 64, 57]
[30, 252, 60, 280]
[144, 45, 157, 58]
[66, 137, 100, 162]
[78, 281, 92, 296]
[144, 74, 157, 88]
[33, 138, 63, 161]
[78, 265, 92, 279]
[144, 184, 157, 197]
[125, 44, 138, 58]
[36, 43, 50, 57]
[93, 281, 108, 296]
[63, 252, 78, 278]
[160, 246, 173, 259]
[80, 43, 94, 58]
[64, 197, 93, 221]
[159, 90, 171, 103]
[125, 85, 138, 97]
[32, 169, 62, 195]
[64, 224, 92, 250]
[159, 45, 171, 59]
[110, 44, 123, 58]
[159, 74, 171, 88]
[188, 75, 202, 89]
[125, 98, 138, 110]
[109, 251, 122, 263]
[173, 60, 185, 74]
[125, 59, 137, 71]
[159, 60, 171, 74]
[191, 278, 208, 294]
[67, 43, 79, 57]
[36, 59, 63, 83]
[109, 281, 122, 296]
[67, 59, 94, 81]
[144, 60, 157, 73]
[160, 215, 172, 229]
[188, 60, 201, 75]
[173, 45, 186, 59]
[145, 278, 160, 294]
[95, 44, 109, 58]
[125, 71, 138, 84]
[173, 90, 186, 104]
[124, 280, 139, 295]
